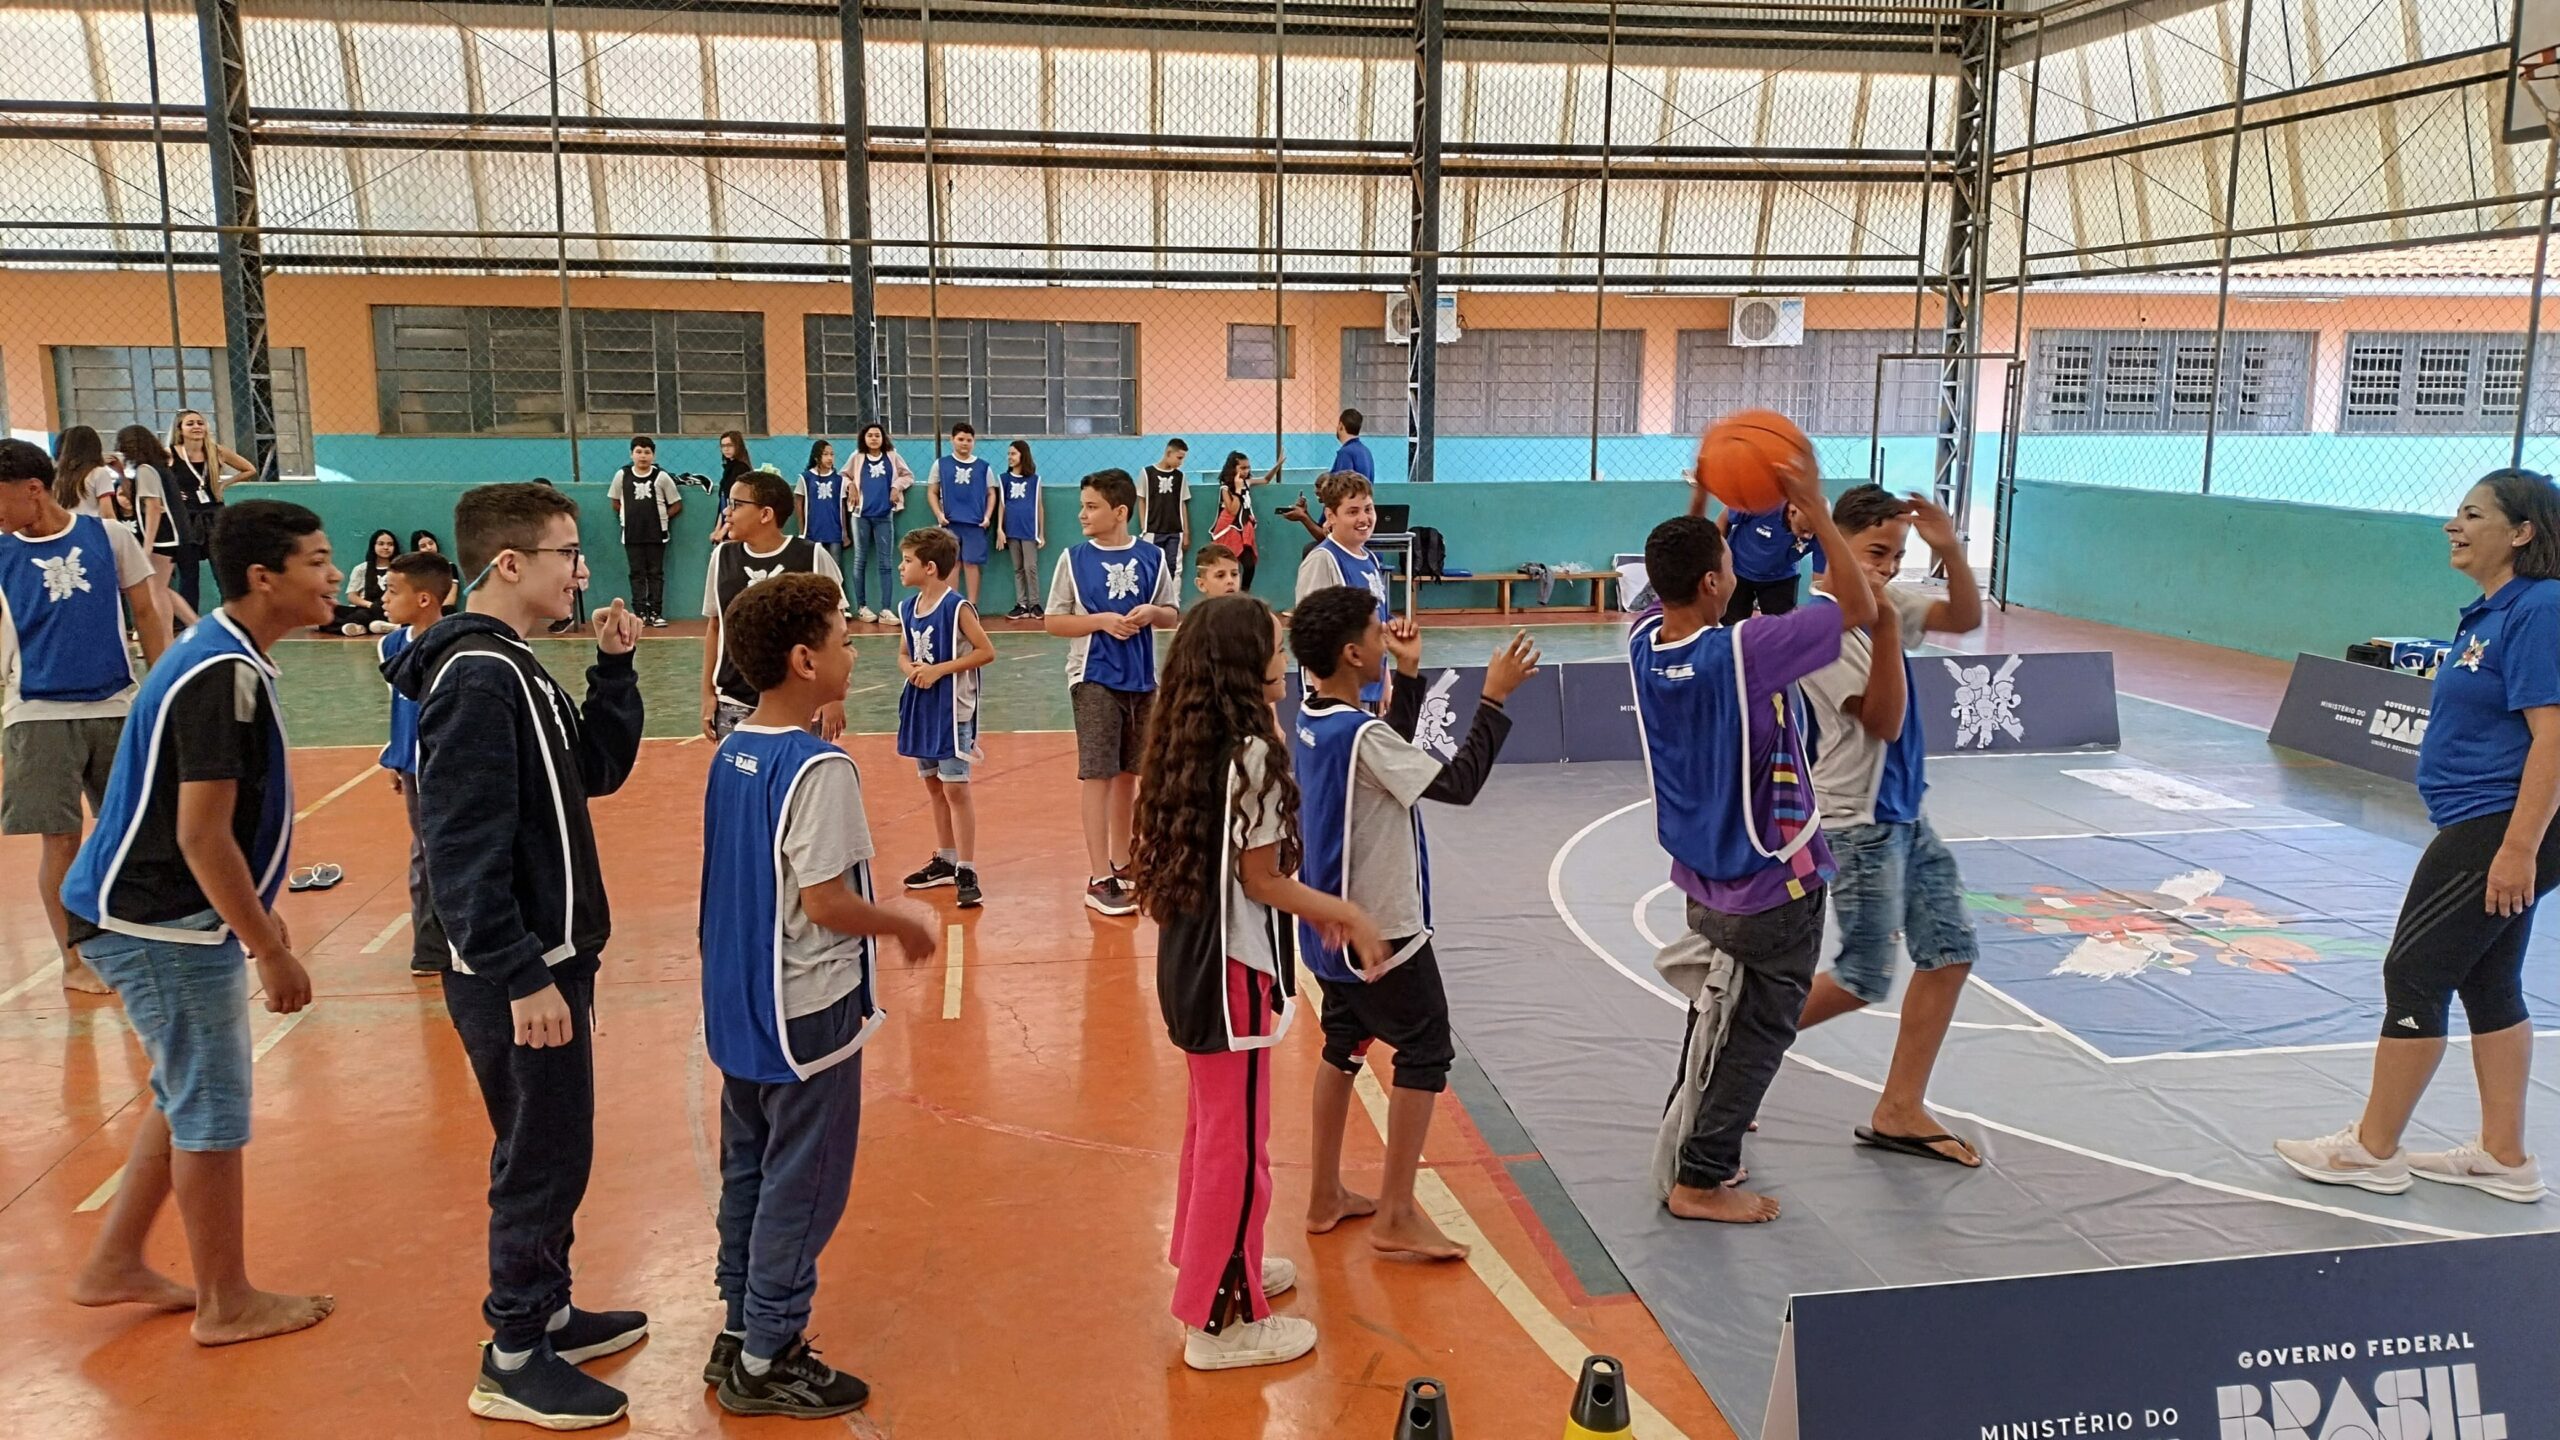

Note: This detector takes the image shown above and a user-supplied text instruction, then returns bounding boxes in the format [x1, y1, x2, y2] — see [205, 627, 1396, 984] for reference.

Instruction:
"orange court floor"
[0, 730, 1738, 1440]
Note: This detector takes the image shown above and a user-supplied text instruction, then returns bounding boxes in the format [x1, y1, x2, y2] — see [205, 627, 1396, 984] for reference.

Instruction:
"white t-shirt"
[74, 467, 120, 518]
[1225, 736, 1291, 976]
[1, 516, 154, 725]
[1345, 724, 1443, 941]
[1798, 581, 1937, 827]
[769, 746, 878, 1018]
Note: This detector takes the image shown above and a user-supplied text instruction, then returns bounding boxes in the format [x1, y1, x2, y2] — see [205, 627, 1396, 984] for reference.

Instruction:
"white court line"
[292, 766, 378, 823]
[941, 924, 964, 1020]
[2107, 1030, 2560, 1065]
[1940, 821, 2341, 845]
[2121, 691, 2272, 734]
[1628, 883, 2040, 1034]
[0, 960, 66, 1006]
[359, 912, 411, 955]
[75, 1006, 314, 1214]
[1958, 974, 2117, 1066]
[1546, 803, 2482, 1243]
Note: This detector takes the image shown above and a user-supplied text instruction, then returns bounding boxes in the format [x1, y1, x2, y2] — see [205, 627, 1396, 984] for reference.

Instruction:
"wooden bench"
[1416, 569, 1619, 616]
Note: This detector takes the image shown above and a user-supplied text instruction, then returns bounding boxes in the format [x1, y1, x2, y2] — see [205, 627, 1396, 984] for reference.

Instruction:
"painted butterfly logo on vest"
[36, 548, 92, 602]
[1365, 570, 1388, 606]
[910, 624, 936, 665]
[2457, 634, 2489, 672]
[1103, 558, 1141, 600]
[815, 480, 836, 500]
[1009, 480, 1030, 501]
[744, 562, 785, 588]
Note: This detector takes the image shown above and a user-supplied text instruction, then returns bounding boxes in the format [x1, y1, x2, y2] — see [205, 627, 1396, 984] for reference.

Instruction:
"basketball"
[1696, 408, 1812, 515]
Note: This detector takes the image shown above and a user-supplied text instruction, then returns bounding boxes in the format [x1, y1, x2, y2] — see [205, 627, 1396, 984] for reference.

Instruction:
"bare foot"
[191, 1289, 334, 1346]
[70, 1261, 195, 1311]
[1305, 1187, 1377, 1234]
[62, 961, 112, 996]
[1666, 1182, 1782, 1224]
[1369, 1209, 1469, 1262]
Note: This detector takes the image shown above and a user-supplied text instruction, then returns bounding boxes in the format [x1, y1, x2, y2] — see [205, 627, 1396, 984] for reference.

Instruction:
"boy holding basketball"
[1633, 422, 1874, 1224]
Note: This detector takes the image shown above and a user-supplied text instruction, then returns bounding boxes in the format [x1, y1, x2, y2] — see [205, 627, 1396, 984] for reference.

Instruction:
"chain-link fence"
[0, 0, 2549, 553]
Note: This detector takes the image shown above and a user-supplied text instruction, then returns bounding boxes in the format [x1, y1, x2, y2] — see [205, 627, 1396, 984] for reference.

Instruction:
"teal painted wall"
[257, 477, 1722, 619]
[2003, 480, 2476, 660]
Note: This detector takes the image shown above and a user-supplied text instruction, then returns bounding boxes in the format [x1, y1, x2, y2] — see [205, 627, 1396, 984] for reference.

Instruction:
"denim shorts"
[81, 909, 255, 1152]
[1826, 816, 1980, 1005]
[916, 718, 979, 782]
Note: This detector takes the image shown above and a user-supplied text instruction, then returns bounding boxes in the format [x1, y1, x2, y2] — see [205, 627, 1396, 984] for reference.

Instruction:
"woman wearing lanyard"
[164, 408, 255, 614]
[2278, 469, 2560, 1205]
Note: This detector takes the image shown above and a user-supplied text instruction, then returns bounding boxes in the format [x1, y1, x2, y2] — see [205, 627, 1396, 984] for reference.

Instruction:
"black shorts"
[1315, 939, 1454, 1093]
[1721, 573, 1800, 625]
[2380, 810, 2560, 1039]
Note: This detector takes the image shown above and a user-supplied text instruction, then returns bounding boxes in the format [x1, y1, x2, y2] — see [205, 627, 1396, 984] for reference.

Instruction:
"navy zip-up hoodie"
[383, 613, 644, 998]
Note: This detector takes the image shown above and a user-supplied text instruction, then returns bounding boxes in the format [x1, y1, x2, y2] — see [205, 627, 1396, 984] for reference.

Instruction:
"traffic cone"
[1562, 1355, 1632, 1437]
[1395, 1377, 1452, 1438]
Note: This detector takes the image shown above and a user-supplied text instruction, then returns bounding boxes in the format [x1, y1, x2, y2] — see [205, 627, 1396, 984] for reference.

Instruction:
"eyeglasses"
[513, 545, 586, 566]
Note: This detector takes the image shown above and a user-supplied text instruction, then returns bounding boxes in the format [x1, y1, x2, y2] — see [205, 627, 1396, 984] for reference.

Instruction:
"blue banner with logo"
[2270, 653, 2431, 785]
[1765, 1232, 2560, 1440]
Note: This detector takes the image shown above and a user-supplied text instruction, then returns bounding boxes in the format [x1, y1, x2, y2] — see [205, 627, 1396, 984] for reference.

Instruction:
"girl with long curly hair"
[1133, 593, 1385, 1373]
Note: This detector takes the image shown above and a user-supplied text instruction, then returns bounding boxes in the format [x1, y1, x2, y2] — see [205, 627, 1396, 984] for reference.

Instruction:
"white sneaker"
[1182, 1315, 1316, 1372]
[2409, 1139, 2547, 1203]
[857, 606, 878, 623]
[1260, 1257, 1296, 1300]
[2275, 1123, 2412, 1194]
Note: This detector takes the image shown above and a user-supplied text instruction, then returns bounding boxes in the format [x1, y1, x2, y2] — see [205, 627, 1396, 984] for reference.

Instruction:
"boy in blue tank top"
[1292, 470, 1393, 706]
[1042, 469, 1181, 916]
[894, 527, 996, 909]
[699, 571, 938, 1420]
[377, 548, 456, 977]
[0, 437, 171, 998]
[1632, 452, 1873, 1225]
[926, 422, 995, 609]
[1717, 501, 1824, 624]
[1288, 587, 1538, 1263]
[63, 500, 339, 1347]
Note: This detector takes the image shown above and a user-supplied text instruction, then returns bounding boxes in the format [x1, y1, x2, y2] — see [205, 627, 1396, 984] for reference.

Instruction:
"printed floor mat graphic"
[1952, 825, 2560, 1059]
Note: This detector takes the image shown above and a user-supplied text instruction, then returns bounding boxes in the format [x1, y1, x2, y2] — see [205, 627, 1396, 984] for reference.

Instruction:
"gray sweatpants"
[1008, 538, 1041, 609]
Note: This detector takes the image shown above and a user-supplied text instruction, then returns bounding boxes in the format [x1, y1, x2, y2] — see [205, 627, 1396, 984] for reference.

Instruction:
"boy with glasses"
[702, 471, 846, 742]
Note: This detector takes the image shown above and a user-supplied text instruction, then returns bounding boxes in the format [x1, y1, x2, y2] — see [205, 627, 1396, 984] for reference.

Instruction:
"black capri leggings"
[2381, 810, 2560, 1039]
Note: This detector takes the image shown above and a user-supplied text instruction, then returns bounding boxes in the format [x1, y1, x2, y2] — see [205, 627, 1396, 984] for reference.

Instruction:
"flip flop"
[288, 867, 319, 892]
[1855, 1126, 1981, 1167]
[303, 863, 345, 892]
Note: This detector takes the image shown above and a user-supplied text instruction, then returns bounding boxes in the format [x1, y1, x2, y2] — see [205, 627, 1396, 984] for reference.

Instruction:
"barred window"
[1343, 327, 1642, 436]
[53, 345, 315, 476]
[1675, 329, 1938, 435]
[806, 315, 1136, 438]
[2338, 334, 2556, 434]
[372, 306, 764, 437]
[1227, 324, 1294, 381]
[2027, 329, 2311, 434]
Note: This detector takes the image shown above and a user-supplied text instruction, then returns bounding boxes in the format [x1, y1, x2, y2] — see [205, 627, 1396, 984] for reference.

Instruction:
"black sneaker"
[714, 1335, 870, 1418]
[1083, 876, 1136, 917]
[645, 614, 669, 629]
[904, 856, 959, 891]
[550, 1305, 648, 1364]
[956, 868, 983, 909]
[703, 1331, 743, 1388]
[467, 1342, 630, 1430]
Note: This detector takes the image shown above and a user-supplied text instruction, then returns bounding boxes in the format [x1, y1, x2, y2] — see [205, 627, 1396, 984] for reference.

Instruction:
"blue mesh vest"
[1290, 697, 1432, 983]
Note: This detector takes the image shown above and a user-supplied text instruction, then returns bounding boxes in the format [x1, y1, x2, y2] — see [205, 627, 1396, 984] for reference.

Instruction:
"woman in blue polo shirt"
[2278, 468, 2560, 1206]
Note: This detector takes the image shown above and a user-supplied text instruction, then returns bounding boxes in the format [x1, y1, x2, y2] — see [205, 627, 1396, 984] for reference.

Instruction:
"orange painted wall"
[2, 269, 2550, 442]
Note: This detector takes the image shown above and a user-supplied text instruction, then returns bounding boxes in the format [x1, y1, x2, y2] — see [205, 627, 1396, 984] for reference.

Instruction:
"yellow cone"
[1562, 1355, 1632, 1438]
[1395, 1377, 1452, 1438]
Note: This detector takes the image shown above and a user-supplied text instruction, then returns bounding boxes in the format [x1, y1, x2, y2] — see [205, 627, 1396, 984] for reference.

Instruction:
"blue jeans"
[716, 993, 866, 1359]
[854, 515, 897, 610]
[915, 717, 980, 782]
[1825, 816, 1980, 1006]
[81, 909, 254, 1152]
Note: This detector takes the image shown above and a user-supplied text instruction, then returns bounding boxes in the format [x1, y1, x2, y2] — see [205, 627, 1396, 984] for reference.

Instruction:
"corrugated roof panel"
[863, 40, 926, 129]
[1764, 70, 1866, 150]
[1161, 49, 1262, 139]
[938, 162, 1051, 269]
[709, 33, 829, 127]
[1052, 166, 1154, 273]
[0, 7, 96, 104]
[578, 29, 703, 122]
[2139, 4, 2235, 119]
[936, 43, 1044, 131]
[1048, 45, 1153, 134]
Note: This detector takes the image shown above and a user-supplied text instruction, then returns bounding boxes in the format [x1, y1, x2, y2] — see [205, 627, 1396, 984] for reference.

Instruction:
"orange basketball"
[1697, 408, 1811, 515]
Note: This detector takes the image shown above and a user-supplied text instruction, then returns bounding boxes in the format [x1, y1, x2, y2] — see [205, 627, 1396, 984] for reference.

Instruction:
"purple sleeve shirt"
[1670, 599, 1843, 917]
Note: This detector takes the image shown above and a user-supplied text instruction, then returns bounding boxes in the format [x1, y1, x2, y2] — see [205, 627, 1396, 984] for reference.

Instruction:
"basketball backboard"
[2508, 0, 2560, 141]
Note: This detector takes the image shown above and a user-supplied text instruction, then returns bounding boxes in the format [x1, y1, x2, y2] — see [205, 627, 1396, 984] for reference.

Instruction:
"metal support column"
[544, 0, 581, 485]
[1272, 0, 1288, 464]
[840, 0, 882, 424]
[1932, 0, 2001, 530]
[142, 0, 188, 407]
[1586, 1, 1617, 485]
[195, 0, 275, 480]
[2197, 0, 2257, 497]
[920, 0, 946, 454]
[1406, 0, 1445, 484]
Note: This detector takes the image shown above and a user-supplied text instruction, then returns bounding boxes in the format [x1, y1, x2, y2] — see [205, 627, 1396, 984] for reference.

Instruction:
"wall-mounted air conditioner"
[1729, 295, 1806, 348]
[1386, 293, 1462, 344]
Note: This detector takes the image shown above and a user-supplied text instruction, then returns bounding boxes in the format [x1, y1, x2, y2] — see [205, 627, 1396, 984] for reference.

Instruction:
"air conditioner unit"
[1729, 295, 1806, 348]
[1386, 293, 1462, 344]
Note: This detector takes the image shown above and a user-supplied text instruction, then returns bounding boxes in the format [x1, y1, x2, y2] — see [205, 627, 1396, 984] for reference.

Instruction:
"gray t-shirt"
[765, 741, 878, 1017]
[1342, 723, 1444, 944]
[1798, 581, 1937, 827]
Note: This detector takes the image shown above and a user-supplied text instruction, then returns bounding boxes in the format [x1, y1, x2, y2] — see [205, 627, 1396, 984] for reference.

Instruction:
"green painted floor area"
[269, 621, 1636, 748]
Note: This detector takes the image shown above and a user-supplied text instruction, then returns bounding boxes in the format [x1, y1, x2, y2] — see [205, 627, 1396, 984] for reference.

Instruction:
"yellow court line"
[293, 766, 379, 823]
[75, 1006, 314, 1214]
[941, 924, 965, 1019]
[1301, 988, 1691, 1440]
[359, 912, 411, 955]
